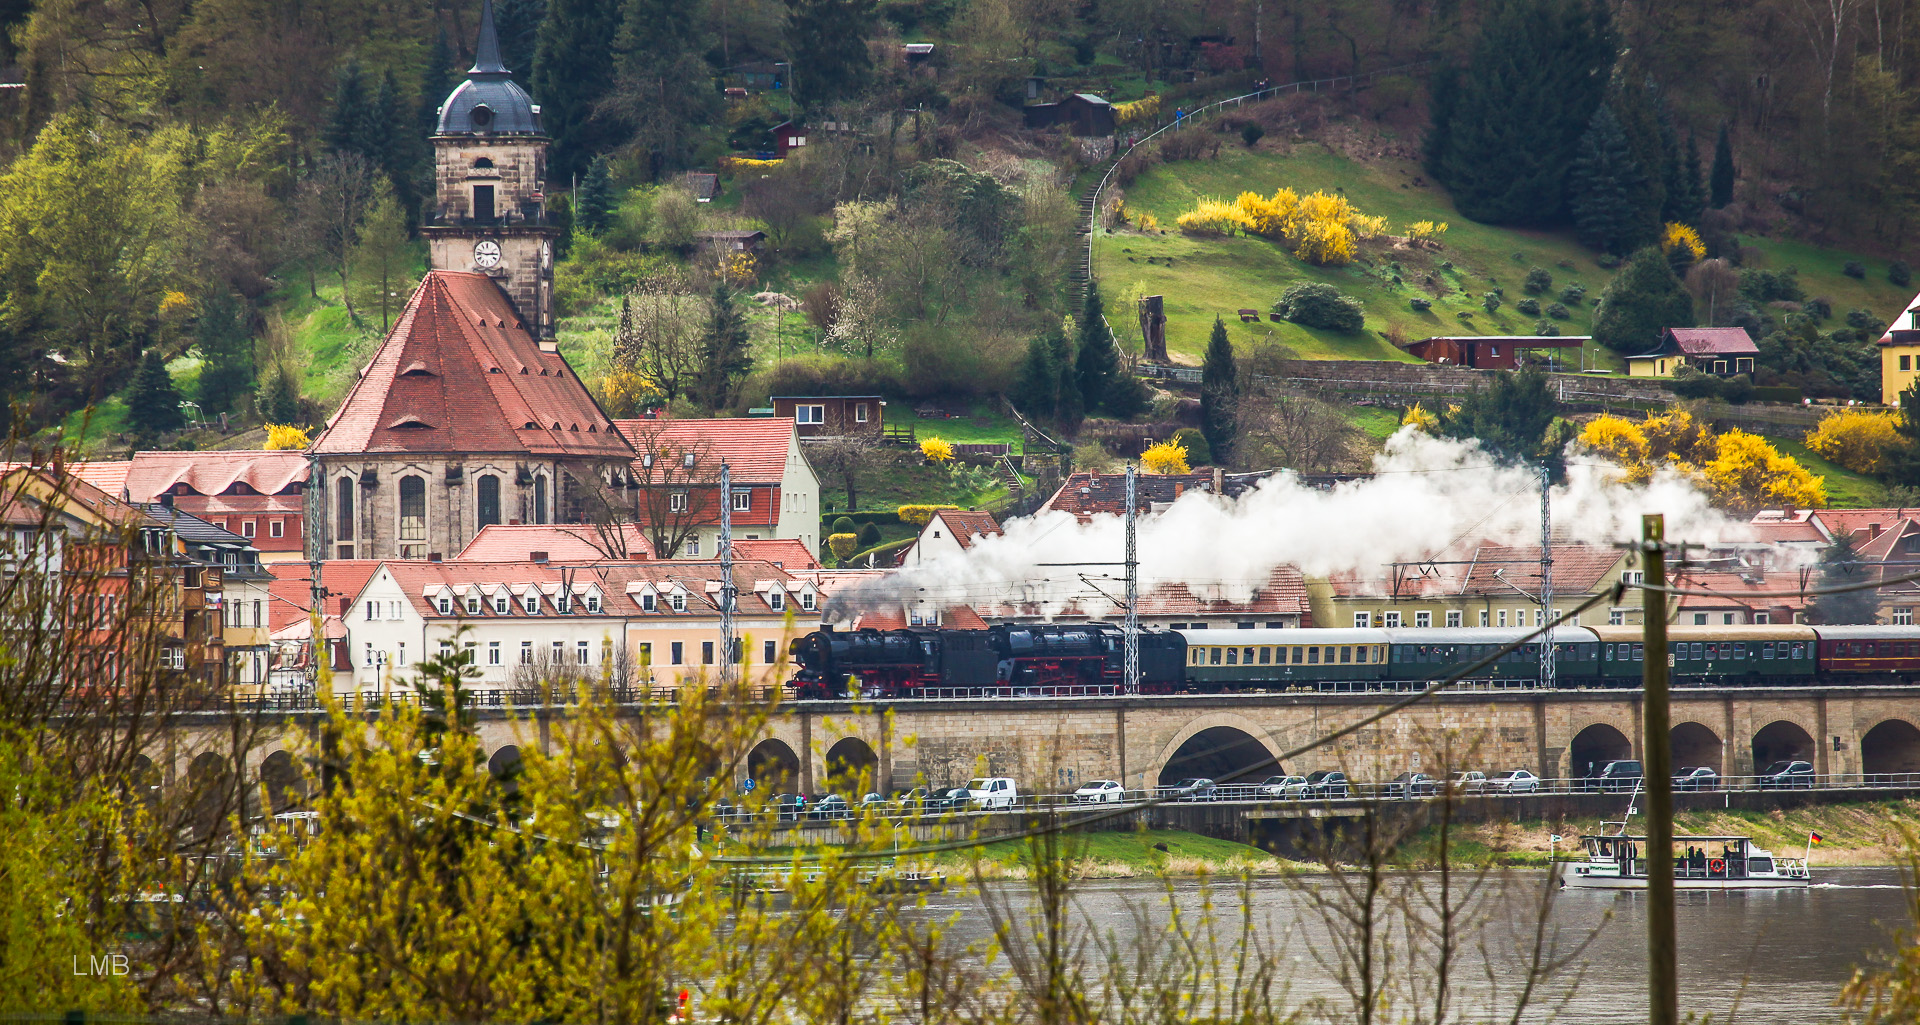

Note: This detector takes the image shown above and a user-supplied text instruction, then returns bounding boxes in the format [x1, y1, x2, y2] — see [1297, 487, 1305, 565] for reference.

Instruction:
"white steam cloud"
[834, 428, 1749, 618]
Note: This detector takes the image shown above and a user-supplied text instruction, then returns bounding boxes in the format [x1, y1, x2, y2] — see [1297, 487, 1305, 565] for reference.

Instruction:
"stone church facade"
[306, 1, 633, 562]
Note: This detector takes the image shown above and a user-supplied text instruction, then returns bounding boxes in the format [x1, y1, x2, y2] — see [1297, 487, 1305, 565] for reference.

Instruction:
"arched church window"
[477, 475, 501, 528]
[400, 476, 427, 541]
[533, 476, 548, 525]
[473, 157, 495, 169]
[336, 479, 354, 541]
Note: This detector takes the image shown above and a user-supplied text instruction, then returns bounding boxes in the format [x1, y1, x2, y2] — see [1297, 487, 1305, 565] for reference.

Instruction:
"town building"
[1310, 542, 1639, 630]
[770, 395, 884, 440]
[140, 501, 276, 690]
[267, 560, 382, 692]
[107, 451, 310, 563]
[1625, 327, 1759, 378]
[900, 509, 1002, 566]
[612, 416, 820, 557]
[1022, 93, 1115, 136]
[1878, 289, 1920, 404]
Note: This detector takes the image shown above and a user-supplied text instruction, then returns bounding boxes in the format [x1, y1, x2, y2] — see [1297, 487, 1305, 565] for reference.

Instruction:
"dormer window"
[642, 592, 656, 612]
[495, 594, 510, 614]
[465, 594, 481, 614]
[800, 589, 815, 611]
[524, 593, 540, 614]
[470, 104, 493, 129]
[770, 591, 785, 611]
[670, 591, 686, 612]
[436, 595, 452, 615]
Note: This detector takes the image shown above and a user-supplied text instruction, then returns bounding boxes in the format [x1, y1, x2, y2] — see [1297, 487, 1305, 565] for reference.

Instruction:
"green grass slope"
[1097, 144, 1917, 370]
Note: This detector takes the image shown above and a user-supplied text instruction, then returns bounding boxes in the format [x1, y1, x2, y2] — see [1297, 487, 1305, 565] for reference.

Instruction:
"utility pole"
[1640, 513, 1677, 1025]
[1123, 463, 1139, 694]
[1539, 463, 1554, 688]
[719, 462, 736, 687]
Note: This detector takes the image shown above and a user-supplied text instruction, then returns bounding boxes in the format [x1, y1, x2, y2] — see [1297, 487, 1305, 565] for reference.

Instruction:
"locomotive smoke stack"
[854, 429, 1745, 618]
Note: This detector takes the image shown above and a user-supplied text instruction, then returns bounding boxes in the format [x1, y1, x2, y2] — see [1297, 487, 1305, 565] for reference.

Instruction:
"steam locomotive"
[787, 623, 1920, 699]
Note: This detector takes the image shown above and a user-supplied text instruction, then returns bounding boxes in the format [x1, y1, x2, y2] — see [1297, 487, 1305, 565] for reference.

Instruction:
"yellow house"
[1878, 290, 1920, 404]
[1625, 327, 1758, 378]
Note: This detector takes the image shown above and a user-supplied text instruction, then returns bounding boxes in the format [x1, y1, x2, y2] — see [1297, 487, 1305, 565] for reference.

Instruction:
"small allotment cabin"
[770, 395, 884, 439]
[1403, 335, 1588, 371]
[1625, 327, 1758, 378]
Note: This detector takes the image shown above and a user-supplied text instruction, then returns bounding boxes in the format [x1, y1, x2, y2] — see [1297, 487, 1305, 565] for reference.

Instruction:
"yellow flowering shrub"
[1175, 198, 1253, 235]
[1577, 415, 1654, 482]
[725, 156, 784, 169]
[1405, 220, 1449, 243]
[1115, 95, 1161, 124]
[1661, 222, 1706, 263]
[1140, 439, 1191, 474]
[263, 423, 311, 450]
[1806, 408, 1906, 474]
[1136, 211, 1159, 231]
[1578, 409, 1827, 512]
[1291, 217, 1357, 266]
[898, 504, 961, 525]
[159, 290, 195, 318]
[828, 533, 858, 559]
[1401, 403, 1439, 433]
[919, 437, 955, 462]
[1177, 187, 1375, 265]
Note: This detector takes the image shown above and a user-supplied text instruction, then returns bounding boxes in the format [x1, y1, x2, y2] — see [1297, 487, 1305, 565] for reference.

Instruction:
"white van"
[965, 777, 1018, 809]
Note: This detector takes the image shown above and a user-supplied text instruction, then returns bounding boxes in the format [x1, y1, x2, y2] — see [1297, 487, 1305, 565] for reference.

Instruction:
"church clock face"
[473, 240, 502, 269]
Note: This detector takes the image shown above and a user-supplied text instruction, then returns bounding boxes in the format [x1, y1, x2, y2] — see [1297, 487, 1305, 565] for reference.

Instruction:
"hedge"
[818, 511, 903, 533]
[1750, 386, 1804, 404]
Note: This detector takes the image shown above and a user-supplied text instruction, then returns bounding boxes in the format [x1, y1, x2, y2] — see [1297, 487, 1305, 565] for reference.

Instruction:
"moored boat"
[1559, 831, 1810, 889]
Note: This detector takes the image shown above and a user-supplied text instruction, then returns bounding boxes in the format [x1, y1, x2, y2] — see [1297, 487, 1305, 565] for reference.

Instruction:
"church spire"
[469, 0, 509, 76]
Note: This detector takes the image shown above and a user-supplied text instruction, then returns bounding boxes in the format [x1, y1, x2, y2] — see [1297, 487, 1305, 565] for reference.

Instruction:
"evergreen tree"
[532, 0, 623, 181]
[1673, 132, 1707, 225]
[1011, 333, 1057, 417]
[785, 0, 878, 104]
[1591, 246, 1696, 352]
[1050, 325, 1083, 433]
[325, 61, 375, 157]
[1428, 0, 1617, 225]
[1074, 282, 1122, 412]
[1608, 73, 1673, 229]
[1709, 123, 1736, 208]
[614, 0, 720, 177]
[257, 362, 302, 425]
[575, 154, 615, 233]
[494, 0, 548, 77]
[1199, 317, 1238, 464]
[195, 290, 254, 416]
[694, 284, 753, 410]
[418, 29, 457, 141]
[1568, 104, 1658, 255]
[127, 349, 185, 438]
[1435, 365, 1567, 468]
[1810, 534, 1879, 624]
[350, 184, 415, 333]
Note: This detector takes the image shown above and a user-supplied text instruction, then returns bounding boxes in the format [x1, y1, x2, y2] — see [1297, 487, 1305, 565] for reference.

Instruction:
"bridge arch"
[1862, 719, 1920, 777]
[748, 738, 801, 795]
[488, 745, 525, 782]
[1670, 722, 1724, 773]
[824, 737, 879, 795]
[260, 750, 303, 814]
[1752, 720, 1816, 767]
[1569, 723, 1633, 778]
[1154, 714, 1283, 789]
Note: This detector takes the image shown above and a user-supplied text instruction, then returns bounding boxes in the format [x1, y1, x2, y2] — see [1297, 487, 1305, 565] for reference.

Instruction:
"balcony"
[426, 204, 555, 230]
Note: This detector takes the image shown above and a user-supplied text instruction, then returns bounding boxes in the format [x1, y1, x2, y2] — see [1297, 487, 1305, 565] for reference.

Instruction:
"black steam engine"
[789, 624, 1187, 698]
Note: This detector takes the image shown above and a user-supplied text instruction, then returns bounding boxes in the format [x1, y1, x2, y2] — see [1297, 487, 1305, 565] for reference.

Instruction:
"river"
[896, 867, 1911, 1024]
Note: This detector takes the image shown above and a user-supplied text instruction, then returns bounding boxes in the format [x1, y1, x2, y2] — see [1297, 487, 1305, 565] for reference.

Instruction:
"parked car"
[809, 794, 852, 821]
[1447, 771, 1488, 793]
[1386, 772, 1438, 799]
[1167, 777, 1219, 801]
[931, 787, 974, 812]
[773, 794, 806, 821]
[1304, 770, 1351, 799]
[1673, 766, 1720, 791]
[1756, 760, 1816, 789]
[894, 787, 934, 812]
[1587, 760, 1644, 793]
[1485, 769, 1540, 793]
[965, 776, 1019, 809]
[1260, 775, 1309, 799]
[1073, 779, 1126, 804]
[860, 792, 887, 812]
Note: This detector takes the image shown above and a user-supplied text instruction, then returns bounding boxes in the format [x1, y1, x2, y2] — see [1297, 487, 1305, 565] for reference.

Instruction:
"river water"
[898, 867, 1911, 1024]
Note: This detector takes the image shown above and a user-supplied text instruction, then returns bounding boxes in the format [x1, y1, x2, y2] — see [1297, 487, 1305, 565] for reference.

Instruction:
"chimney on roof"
[1212, 466, 1224, 494]
[1872, 522, 1884, 539]
[531, 550, 548, 564]
[338, 597, 350, 615]
[159, 492, 174, 509]
[429, 552, 443, 562]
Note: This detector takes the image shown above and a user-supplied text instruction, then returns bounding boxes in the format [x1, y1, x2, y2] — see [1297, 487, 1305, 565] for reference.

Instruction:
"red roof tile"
[122, 450, 309, 500]
[612, 416, 797, 485]
[314, 272, 634, 458]
[933, 510, 1003, 550]
[1663, 327, 1758, 355]
[457, 523, 656, 561]
[730, 538, 819, 570]
[268, 560, 383, 633]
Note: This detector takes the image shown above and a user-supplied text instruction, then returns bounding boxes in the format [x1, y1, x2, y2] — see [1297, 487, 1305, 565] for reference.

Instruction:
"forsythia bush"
[1401, 403, 1439, 433]
[1578, 410, 1828, 512]
[1175, 188, 1380, 266]
[897, 504, 961, 526]
[1405, 220, 1449, 243]
[828, 533, 858, 559]
[1114, 95, 1161, 124]
[263, 424, 310, 450]
[1806, 408, 1905, 474]
[1141, 439, 1191, 474]
[1661, 222, 1706, 263]
[724, 155, 784, 169]
[919, 437, 955, 462]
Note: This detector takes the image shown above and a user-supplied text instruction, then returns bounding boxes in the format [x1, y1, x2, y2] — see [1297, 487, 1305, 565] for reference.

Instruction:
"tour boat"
[1559, 828, 1811, 890]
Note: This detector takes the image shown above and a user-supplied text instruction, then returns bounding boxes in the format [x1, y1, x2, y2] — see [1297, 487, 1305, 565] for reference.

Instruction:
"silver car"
[1485, 769, 1541, 793]
[1259, 774, 1309, 799]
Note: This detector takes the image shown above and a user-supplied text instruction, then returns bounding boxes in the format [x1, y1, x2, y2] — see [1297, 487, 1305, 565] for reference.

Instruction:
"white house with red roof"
[1625, 327, 1759, 378]
[1877, 287, 1920, 403]
[900, 509, 1003, 566]
[612, 416, 820, 558]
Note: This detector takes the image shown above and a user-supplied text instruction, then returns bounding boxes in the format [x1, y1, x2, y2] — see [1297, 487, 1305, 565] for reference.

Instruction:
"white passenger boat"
[1560, 829, 1811, 889]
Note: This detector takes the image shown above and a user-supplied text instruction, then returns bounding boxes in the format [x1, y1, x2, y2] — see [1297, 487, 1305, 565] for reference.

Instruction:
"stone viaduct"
[157, 687, 1920, 801]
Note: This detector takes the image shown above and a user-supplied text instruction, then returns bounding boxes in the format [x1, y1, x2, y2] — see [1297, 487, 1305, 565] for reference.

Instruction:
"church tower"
[423, 0, 559, 344]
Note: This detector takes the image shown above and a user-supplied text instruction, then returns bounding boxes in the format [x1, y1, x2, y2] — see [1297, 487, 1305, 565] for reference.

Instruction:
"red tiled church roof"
[313, 271, 633, 458]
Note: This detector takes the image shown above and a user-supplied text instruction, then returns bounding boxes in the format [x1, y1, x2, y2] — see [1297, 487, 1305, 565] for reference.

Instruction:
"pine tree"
[1709, 123, 1736, 208]
[785, 0, 878, 104]
[127, 349, 185, 438]
[532, 0, 623, 182]
[1810, 534, 1879, 624]
[1075, 282, 1122, 413]
[494, 0, 548, 76]
[418, 29, 457, 140]
[576, 155, 615, 234]
[325, 61, 374, 157]
[1428, 0, 1617, 225]
[195, 290, 255, 416]
[1569, 105, 1658, 255]
[694, 284, 753, 410]
[1673, 132, 1707, 225]
[1199, 317, 1238, 464]
[1051, 326, 1082, 433]
[258, 362, 303, 425]
[1591, 246, 1696, 353]
[1609, 73, 1673, 229]
[1435, 365, 1566, 467]
[1011, 333, 1057, 417]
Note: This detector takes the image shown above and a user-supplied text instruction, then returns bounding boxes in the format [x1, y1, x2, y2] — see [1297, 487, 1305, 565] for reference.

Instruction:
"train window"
[1307, 647, 1320, 664]
[1689, 642, 1702, 660]
[1761, 644, 1773, 659]
[1604, 644, 1614, 662]
[1734, 644, 1746, 660]
[1244, 647, 1255, 664]
[1190, 648, 1203, 666]
[1258, 647, 1270, 664]
[1226, 647, 1238, 665]
[1340, 646, 1352, 663]
[1792, 643, 1806, 659]
[1868, 643, 1878, 656]
[1275, 646, 1287, 664]
[1632, 644, 1644, 661]
[1361, 646, 1372, 663]
[1210, 647, 1221, 665]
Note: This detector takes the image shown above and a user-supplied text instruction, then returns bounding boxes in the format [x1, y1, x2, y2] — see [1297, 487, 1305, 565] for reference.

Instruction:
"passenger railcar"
[1587, 626, 1818, 687]
[1812, 625, 1920, 683]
